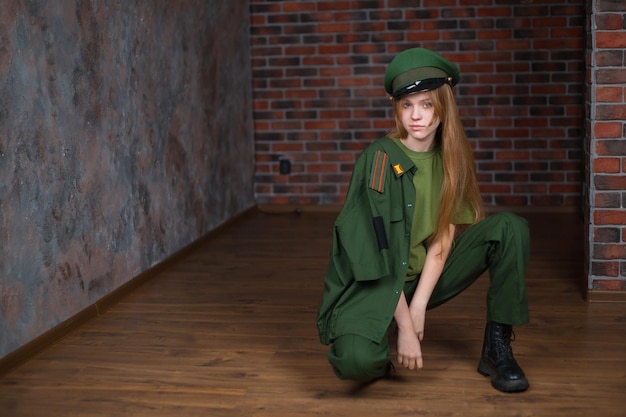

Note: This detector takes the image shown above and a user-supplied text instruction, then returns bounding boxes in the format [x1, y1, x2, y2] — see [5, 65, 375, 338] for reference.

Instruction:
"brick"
[534, 37, 584, 50]
[336, 33, 369, 44]
[595, 175, 626, 191]
[596, 86, 623, 102]
[494, 195, 529, 206]
[285, 110, 318, 120]
[320, 109, 351, 119]
[255, 132, 285, 142]
[595, 140, 626, 156]
[591, 278, 626, 291]
[552, 5, 585, 16]
[513, 118, 548, 129]
[284, 90, 317, 99]
[339, 120, 370, 130]
[595, 50, 624, 67]
[250, 3, 282, 14]
[270, 142, 304, 153]
[551, 27, 584, 38]
[593, 209, 626, 225]
[551, 160, 583, 171]
[549, 184, 581, 194]
[495, 172, 529, 182]
[254, 110, 285, 120]
[320, 152, 355, 163]
[292, 152, 320, 163]
[317, 1, 351, 11]
[274, 184, 305, 194]
[514, 161, 549, 171]
[595, 13, 624, 30]
[531, 171, 565, 182]
[442, 7, 476, 18]
[479, 51, 514, 62]
[283, 2, 316, 12]
[353, 21, 386, 32]
[596, 0, 626, 12]
[318, 44, 350, 55]
[479, 184, 511, 193]
[593, 243, 626, 259]
[596, 31, 626, 48]
[531, 149, 568, 160]
[479, 161, 513, 170]
[302, 34, 335, 44]
[594, 227, 621, 242]
[534, 16, 567, 27]
[513, 183, 548, 193]
[287, 174, 321, 184]
[445, 31, 480, 41]
[288, 131, 318, 141]
[477, 7, 511, 18]
[283, 24, 318, 35]
[271, 120, 302, 130]
[304, 120, 336, 130]
[424, 0, 456, 6]
[388, 20, 422, 31]
[353, 44, 388, 55]
[597, 69, 626, 84]
[595, 104, 626, 120]
[531, 195, 566, 206]
[594, 158, 621, 173]
[591, 261, 620, 277]
[302, 79, 334, 88]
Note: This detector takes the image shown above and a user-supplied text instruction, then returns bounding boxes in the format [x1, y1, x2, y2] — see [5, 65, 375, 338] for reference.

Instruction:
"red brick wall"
[250, 0, 586, 207]
[585, 0, 626, 294]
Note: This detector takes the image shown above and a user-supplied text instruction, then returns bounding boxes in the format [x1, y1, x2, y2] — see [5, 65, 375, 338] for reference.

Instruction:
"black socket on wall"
[279, 158, 291, 175]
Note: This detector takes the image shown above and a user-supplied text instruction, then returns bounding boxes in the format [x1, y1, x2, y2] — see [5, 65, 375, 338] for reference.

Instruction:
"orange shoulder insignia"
[369, 150, 388, 193]
[392, 163, 404, 175]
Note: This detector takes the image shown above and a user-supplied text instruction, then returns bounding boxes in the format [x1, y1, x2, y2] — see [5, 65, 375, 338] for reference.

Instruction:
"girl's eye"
[423, 102, 432, 108]
[402, 101, 411, 109]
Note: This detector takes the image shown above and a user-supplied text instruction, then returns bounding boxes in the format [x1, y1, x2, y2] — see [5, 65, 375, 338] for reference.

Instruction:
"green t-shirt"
[392, 138, 475, 280]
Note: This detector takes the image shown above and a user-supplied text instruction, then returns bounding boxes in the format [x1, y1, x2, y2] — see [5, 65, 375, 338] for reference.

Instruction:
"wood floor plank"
[0, 209, 624, 416]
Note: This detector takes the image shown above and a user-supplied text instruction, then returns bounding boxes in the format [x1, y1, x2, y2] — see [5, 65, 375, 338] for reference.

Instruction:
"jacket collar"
[378, 137, 416, 177]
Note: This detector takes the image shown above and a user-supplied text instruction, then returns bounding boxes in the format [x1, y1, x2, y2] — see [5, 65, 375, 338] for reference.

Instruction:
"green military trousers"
[327, 212, 530, 382]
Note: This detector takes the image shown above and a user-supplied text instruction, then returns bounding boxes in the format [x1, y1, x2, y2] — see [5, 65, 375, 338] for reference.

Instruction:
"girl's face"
[398, 92, 441, 151]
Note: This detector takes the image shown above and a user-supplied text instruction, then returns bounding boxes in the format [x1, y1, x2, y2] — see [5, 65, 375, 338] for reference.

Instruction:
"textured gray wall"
[0, 1, 254, 358]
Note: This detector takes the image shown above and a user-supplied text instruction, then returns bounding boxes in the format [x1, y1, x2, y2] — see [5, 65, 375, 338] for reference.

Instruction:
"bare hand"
[396, 326, 423, 370]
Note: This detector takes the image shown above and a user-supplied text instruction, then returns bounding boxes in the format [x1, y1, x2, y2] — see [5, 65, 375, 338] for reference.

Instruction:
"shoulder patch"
[369, 150, 388, 193]
[392, 163, 404, 175]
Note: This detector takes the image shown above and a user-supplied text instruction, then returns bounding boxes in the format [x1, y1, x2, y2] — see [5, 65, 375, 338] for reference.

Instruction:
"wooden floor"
[0, 208, 624, 417]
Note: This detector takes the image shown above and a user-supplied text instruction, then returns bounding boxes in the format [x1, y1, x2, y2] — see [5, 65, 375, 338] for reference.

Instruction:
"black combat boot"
[477, 322, 529, 392]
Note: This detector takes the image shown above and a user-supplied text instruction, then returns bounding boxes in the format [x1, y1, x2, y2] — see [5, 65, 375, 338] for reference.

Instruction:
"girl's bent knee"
[327, 335, 389, 382]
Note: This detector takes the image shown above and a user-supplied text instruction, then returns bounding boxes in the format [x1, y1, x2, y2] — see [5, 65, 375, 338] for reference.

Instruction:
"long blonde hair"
[388, 84, 485, 253]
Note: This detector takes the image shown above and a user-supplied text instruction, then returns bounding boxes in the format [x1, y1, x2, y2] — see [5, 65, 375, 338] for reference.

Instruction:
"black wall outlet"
[279, 159, 291, 175]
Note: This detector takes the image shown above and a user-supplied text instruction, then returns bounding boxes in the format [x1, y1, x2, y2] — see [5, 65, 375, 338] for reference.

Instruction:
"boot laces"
[494, 328, 515, 358]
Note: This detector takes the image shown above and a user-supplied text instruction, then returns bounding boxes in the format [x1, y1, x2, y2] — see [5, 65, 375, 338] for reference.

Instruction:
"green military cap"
[384, 47, 460, 100]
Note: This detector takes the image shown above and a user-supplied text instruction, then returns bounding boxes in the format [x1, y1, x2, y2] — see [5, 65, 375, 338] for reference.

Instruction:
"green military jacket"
[316, 137, 417, 345]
